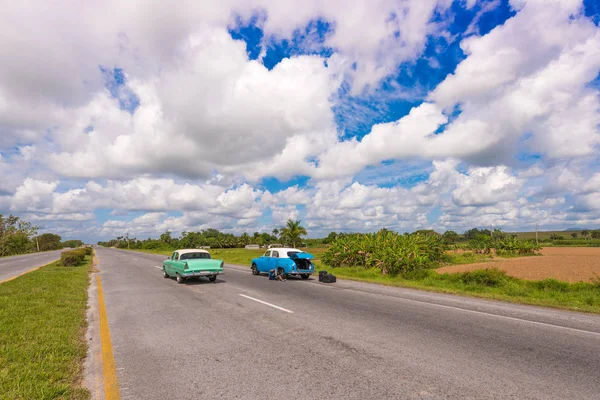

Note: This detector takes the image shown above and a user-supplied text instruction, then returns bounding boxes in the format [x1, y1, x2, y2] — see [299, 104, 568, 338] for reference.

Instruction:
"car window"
[287, 251, 300, 257]
[272, 251, 279, 258]
[180, 252, 211, 260]
[264, 250, 271, 257]
[172, 252, 178, 260]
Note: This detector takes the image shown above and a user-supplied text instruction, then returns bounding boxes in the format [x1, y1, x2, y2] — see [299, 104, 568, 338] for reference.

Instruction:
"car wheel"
[251, 264, 259, 275]
[163, 269, 169, 278]
[301, 274, 309, 280]
[209, 275, 217, 282]
[277, 268, 287, 280]
[176, 274, 185, 284]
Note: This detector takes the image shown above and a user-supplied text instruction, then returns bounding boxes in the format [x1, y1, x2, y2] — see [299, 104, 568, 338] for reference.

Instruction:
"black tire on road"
[209, 275, 217, 282]
[163, 269, 169, 278]
[301, 274, 309, 280]
[176, 274, 185, 284]
[251, 264, 259, 275]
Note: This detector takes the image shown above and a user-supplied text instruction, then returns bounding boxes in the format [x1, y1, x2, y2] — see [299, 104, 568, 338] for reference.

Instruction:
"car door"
[164, 252, 173, 274]
[169, 252, 179, 275]
[269, 251, 280, 271]
[257, 250, 270, 272]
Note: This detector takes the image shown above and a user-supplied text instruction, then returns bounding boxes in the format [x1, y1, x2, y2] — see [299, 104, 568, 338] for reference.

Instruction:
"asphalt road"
[0, 250, 63, 282]
[94, 247, 600, 400]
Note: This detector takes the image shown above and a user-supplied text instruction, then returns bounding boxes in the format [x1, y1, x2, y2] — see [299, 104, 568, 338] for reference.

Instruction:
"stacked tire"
[318, 270, 337, 283]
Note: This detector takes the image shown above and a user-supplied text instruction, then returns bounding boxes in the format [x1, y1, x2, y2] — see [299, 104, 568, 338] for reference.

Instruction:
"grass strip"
[0, 256, 91, 399]
[321, 267, 600, 314]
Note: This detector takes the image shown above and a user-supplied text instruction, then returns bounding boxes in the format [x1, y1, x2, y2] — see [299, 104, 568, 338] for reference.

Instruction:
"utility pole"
[126, 232, 130, 249]
[36, 238, 40, 252]
[536, 223, 539, 244]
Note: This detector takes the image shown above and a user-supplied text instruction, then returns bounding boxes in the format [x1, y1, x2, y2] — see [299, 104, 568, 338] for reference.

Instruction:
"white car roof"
[267, 248, 302, 255]
[175, 249, 210, 255]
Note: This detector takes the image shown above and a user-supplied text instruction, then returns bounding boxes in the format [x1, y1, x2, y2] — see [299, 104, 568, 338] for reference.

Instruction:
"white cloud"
[1, 0, 600, 240]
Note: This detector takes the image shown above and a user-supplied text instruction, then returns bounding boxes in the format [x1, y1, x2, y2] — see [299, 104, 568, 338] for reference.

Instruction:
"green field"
[0, 257, 91, 399]
[509, 230, 585, 240]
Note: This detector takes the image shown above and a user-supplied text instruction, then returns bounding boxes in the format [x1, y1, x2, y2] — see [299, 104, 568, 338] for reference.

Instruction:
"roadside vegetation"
[0, 213, 84, 257]
[0, 252, 92, 399]
[98, 218, 314, 250]
[323, 267, 600, 313]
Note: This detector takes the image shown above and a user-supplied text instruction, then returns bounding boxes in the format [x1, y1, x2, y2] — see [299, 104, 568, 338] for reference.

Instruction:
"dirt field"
[437, 247, 600, 283]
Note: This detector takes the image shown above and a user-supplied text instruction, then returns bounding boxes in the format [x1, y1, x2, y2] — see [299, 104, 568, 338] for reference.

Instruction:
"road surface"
[0, 250, 63, 282]
[92, 247, 600, 400]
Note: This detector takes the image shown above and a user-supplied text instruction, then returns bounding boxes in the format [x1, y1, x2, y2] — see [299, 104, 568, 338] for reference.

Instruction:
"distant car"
[251, 248, 315, 279]
[162, 249, 224, 284]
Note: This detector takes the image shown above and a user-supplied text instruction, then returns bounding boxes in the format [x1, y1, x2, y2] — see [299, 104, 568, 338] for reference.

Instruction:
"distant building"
[245, 244, 260, 250]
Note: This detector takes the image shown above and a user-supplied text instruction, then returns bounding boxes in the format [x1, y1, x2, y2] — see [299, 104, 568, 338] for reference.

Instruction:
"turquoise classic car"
[163, 249, 224, 284]
[251, 247, 315, 279]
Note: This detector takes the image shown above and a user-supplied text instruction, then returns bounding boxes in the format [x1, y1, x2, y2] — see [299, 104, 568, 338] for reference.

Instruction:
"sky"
[1, 0, 599, 242]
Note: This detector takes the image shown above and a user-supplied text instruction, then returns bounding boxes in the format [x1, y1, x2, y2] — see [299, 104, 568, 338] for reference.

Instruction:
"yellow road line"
[0, 259, 58, 284]
[97, 275, 121, 400]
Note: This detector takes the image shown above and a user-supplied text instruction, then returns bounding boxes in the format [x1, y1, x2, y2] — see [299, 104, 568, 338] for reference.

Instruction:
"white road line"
[403, 299, 600, 337]
[284, 274, 600, 337]
[239, 294, 294, 314]
[133, 258, 138, 261]
[154, 266, 162, 269]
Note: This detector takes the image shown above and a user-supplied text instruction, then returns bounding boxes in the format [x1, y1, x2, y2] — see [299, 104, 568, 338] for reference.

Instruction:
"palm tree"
[581, 229, 589, 239]
[280, 219, 307, 248]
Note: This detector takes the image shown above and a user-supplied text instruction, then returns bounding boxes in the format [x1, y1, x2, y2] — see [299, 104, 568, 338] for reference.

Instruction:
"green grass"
[0, 257, 92, 399]
[318, 266, 600, 314]
[443, 251, 495, 265]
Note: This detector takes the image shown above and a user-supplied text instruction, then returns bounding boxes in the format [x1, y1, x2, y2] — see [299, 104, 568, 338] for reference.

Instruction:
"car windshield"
[287, 251, 300, 257]
[180, 252, 211, 260]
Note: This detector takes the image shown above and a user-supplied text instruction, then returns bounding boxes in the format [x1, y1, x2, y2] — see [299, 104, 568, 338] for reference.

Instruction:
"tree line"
[98, 219, 310, 249]
[0, 214, 84, 257]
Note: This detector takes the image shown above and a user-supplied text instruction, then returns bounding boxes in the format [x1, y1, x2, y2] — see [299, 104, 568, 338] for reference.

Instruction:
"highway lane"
[94, 247, 600, 399]
[0, 250, 64, 282]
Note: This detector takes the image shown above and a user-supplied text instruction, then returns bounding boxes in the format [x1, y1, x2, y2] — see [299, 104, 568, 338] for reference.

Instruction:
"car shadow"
[181, 277, 226, 285]
[256, 274, 315, 282]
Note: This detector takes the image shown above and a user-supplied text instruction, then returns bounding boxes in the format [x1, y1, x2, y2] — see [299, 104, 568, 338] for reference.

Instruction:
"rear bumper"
[288, 270, 314, 275]
[182, 271, 223, 277]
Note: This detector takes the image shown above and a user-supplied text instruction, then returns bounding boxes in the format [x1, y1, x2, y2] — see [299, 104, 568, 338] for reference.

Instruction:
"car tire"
[301, 274, 309, 280]
[209, 275, 217, 282]
[251, 264, 259, 275]
[163, 269, 169, 278]
[277, 267, 287, 280]
[176, 274, 185, 284]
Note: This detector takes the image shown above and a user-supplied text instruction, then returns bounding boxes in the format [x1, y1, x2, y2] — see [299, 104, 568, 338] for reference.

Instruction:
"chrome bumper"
[182, 271, 224, 277]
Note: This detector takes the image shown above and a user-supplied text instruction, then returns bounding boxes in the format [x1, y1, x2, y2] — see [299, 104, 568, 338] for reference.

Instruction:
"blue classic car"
[251, 247, 315, 279]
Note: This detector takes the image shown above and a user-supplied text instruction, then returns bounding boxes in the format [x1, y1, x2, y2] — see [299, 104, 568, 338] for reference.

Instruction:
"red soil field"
[437, 247, 600, 283]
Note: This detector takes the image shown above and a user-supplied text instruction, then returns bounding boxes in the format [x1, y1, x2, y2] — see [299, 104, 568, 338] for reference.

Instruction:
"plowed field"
[437, 247, 600, 283]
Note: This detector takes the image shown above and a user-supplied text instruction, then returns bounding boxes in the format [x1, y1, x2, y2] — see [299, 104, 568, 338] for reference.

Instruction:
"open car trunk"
[293, 258, 312, 270]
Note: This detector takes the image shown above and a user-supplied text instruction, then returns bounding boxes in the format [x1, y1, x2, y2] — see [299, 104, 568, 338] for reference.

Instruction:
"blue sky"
[0, 0, 599, 242]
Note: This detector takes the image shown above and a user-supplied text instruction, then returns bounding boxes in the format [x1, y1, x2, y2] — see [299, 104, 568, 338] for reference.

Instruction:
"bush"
[451, 268, 509, 287]
[60, 249, 88, 266]
[532, 279, 570, 292]
[322, 230, 446, 276]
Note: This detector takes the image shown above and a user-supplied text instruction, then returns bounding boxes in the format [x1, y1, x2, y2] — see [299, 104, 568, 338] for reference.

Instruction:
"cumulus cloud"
[1, 0, 599, 240]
